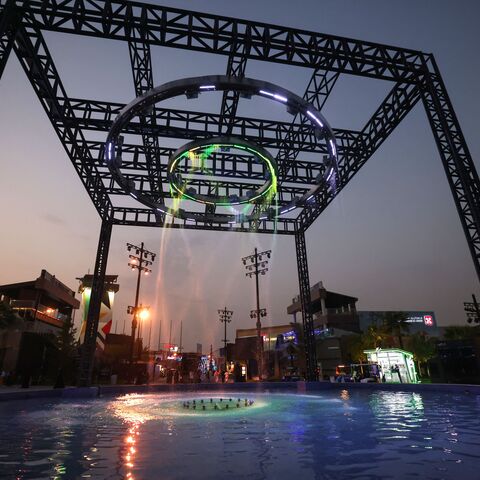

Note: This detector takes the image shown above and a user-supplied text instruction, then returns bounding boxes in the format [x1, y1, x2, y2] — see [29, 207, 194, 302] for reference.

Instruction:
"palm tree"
[363, 325, 387, 349]
[343, 334, 368, 363]
[407, 332, 436, 378]
[382, 312, 410, 349]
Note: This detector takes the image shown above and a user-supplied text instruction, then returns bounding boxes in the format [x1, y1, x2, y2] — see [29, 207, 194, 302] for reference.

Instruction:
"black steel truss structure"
[1, 0, 479, 384]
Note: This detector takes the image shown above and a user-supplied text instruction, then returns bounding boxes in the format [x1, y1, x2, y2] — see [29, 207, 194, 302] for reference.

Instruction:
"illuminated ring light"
[105, 75, 338, 225]
[167, 136, 277, 207]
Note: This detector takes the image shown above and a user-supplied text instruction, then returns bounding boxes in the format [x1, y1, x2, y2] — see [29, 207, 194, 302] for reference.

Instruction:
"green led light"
[167, 138, 277, 210]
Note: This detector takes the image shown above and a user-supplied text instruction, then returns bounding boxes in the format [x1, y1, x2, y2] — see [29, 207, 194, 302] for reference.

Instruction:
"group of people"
[165, 368, 230, 385]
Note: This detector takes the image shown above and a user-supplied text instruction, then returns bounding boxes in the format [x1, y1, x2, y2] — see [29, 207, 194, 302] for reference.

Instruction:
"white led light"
[200, 85, 216, 90]
[130, 193, 138, 199]
[259, 90, 288, 103]
[329, 139, 336, 156]
[307, 110, 324, 128]
[107, 142, 113, 160]
[326, 168, 334, 182]
[259, 216, 268, 220]
[307, 194, 315, 201]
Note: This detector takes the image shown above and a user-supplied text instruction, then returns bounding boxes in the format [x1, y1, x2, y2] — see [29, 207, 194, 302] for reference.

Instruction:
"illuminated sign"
[405, 312, 436, 326]
[423, 315, 433, 326]
[359, 311, 437, 334]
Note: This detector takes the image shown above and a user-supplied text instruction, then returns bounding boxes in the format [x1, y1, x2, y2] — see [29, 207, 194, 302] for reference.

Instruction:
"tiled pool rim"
[1, 381, 479, 403]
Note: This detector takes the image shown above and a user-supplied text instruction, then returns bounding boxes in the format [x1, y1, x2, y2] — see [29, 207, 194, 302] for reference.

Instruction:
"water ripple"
[0, 390, 479, 479]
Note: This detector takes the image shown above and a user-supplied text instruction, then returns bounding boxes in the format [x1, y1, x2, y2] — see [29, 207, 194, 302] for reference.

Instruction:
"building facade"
[0, 269, 80, 375]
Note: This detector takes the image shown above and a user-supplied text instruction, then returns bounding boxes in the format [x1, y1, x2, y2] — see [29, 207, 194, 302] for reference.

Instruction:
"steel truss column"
[0, 0, 17, 80]
[420, 56, 480, 283]
[294, 230, 317, 381]
[77, 218, 113, 387]
[128, 40, 164, 205]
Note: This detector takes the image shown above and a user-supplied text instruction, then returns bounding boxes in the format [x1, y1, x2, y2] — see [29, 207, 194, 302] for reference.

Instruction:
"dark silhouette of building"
[0, 269, 79, 376]
[287, 281, 360, 333]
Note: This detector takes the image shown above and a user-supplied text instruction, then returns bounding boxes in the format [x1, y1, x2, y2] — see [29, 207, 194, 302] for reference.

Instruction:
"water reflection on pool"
[0, 389, 479, 479]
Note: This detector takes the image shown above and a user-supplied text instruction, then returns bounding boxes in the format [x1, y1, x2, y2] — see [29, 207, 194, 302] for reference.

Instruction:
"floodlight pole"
[127, 242, 155, 364]
[242, 247, 271, 380]
[464, 294, 480, 324]
[218, 307, 233, 369]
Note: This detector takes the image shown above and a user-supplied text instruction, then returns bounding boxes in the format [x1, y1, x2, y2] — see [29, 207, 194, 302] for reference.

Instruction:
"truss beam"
[298, 82, 421, 231]
[421, 56, 480, 282]
[86, 140, 329, 185]
[112, 207, 296, 234]
[128, 39, 164, 203]
[63, 98, 363, 154]
[0, 0, 17, 79]
[218, 45, 248, 135]
[13, 25, 113, 220]
[211, 43, 248, 215]
[19, 0, 425, 82]
[106, 178, 309, 203]
[277, 69, 339, 180]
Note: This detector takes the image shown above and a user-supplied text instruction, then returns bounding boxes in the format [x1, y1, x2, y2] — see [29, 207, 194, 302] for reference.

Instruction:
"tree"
[407, 333, 436, 377]
[443, 325, 480, 340]
[342, 334, 368, 363]
[382, 312, 410, 349]
[363, 325, 388, 349]
[54, 316, 78, 386]
[0, 302, 17, 329]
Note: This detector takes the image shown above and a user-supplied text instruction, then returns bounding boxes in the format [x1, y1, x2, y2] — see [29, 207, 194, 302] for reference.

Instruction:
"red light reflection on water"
[124, 423, 140, 474]
[113, 395, 153, 479]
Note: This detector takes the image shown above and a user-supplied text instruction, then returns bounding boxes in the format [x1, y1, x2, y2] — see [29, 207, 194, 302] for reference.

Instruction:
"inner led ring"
[167, 137, 277, 207]
[105, 75, 338, 225]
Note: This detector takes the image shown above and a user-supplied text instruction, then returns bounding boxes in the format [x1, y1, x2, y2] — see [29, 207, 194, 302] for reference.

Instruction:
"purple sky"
[0, 0, 479, 353]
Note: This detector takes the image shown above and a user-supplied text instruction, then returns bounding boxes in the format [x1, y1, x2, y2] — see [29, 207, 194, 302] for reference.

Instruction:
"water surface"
[1, 389, 479, 479]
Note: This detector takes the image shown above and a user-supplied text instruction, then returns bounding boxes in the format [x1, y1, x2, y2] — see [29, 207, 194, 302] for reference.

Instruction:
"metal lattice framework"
[1, 0, 479, 384]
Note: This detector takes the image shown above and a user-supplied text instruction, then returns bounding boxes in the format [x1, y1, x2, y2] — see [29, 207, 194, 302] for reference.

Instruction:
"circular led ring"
[105, 75, 338, 225]
[167, 136, 278, 207]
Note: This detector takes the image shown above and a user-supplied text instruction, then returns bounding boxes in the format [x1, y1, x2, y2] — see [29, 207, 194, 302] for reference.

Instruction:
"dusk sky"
[0, 0, 479, 353]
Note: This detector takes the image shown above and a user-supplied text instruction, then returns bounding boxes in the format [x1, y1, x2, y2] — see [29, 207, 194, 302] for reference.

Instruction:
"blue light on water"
[0, 390, 479, 479]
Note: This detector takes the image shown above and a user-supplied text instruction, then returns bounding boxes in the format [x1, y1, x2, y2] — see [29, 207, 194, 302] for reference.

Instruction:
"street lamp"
[218, 307, 233, 369]
[242, 247, 271, 380]
[127, 304, 150, 360]
[127, 242, 156, 364]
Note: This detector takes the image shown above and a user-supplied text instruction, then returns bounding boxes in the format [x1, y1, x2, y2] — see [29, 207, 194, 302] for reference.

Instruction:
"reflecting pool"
[0, 389, 479, 479]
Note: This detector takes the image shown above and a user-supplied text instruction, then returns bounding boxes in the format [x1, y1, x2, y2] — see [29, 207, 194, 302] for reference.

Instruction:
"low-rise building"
[0, 269, 79, 376]
[287, 281, 360, 333]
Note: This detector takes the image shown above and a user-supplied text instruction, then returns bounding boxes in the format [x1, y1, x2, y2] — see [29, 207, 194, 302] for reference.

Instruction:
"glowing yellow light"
[139, 309, 149, 321]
